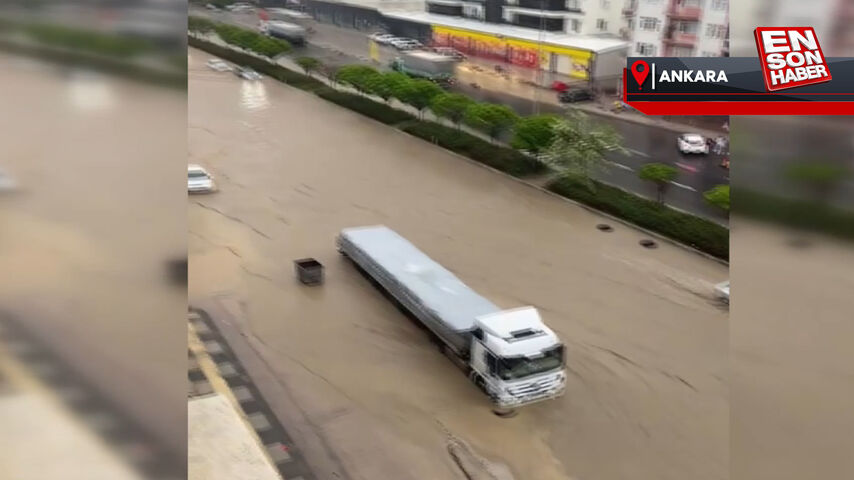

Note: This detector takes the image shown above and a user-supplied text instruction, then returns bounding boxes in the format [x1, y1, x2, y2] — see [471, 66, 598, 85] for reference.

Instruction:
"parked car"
[205, 3, 220, 11]
[677, 133, 710, 154]
[390, 38, 422, 50]
[188, 164, 216, 194]
[714, 281, 730, 304]
[433, 47, 466, 60]
[369, 33, 397, 45]
[234, 66, 262, 81]
[558, 88, 594, 103]
[206, 58, 231, 72]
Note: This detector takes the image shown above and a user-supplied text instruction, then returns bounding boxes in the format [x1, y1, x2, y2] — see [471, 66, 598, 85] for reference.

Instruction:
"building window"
[596, 19, 607, 31]
[678, 21, 698, 34]
[705, 24, 727, 39]
[571, 19, 582, 33]
[567, 0, 581, 10]
[711, 0, 727, 10]
[639, 17, 660, 31]
[636, 42, 656, 56]
[600, 0, 610, 7]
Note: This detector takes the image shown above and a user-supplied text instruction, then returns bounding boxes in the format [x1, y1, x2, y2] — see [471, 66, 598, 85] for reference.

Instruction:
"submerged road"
[189, 48, 728, 480]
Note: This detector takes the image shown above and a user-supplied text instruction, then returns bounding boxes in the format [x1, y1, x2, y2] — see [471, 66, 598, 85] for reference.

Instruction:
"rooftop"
[381, 11, 629, 53]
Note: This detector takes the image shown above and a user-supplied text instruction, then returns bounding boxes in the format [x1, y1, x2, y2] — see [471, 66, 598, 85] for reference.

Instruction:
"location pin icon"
[631, 60, 650, 90]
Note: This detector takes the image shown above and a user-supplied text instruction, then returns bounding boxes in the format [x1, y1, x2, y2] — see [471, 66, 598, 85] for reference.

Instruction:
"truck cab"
[469, 307, 566, 408]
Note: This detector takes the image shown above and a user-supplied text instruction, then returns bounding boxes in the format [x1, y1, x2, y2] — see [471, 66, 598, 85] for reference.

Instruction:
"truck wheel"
[492, 407, 518, 418]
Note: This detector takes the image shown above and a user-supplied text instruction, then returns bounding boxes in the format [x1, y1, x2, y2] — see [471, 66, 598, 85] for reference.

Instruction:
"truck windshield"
[497, 345, 564, 380]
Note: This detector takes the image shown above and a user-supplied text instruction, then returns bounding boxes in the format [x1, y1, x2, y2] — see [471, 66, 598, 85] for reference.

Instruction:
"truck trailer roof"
[340, 225, 500, 332]
[404, 51, 456, 62]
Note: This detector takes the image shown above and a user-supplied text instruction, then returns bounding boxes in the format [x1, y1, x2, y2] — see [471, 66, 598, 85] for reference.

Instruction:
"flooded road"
[189, 48, 728, 480]
[0, 52, 187, 472]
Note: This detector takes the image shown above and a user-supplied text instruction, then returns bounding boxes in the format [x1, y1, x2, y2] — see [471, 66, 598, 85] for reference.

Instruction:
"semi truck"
[337, 226, 566, 413]
[391, 51, 456, 85]
[263, 21, 306, 45]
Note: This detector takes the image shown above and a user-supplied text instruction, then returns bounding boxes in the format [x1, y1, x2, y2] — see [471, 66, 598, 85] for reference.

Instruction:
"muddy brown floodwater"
[188, 48, 729, 480]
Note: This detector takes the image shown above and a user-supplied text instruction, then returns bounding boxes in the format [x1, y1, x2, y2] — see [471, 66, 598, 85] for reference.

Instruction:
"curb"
[574, 104, 727, 137]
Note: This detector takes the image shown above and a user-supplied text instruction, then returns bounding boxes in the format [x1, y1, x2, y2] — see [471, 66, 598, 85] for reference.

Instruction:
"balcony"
[504, 0, 571, 11]
[663, 31, 698, 46]
[667, 3, 701, 20]
[622, 0, 637, 16]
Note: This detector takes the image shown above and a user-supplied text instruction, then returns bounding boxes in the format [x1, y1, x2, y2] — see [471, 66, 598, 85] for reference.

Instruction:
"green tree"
[639, 163, 679, 204]
[542, 109, 626, 189]
[364, 72, 410, 103]
[213, 23, 289, 58]
[784, 161, 851, 205]
[430, 93, 473, 128]
[295, 56, 322, 76]
[188, 16, 216, 34]
[336, 65, 379, 93]
[463, 103, 519, 141]
[511, 114, 559, 155]
[394, 79, 443, 118]
[704, 184, 730, 211]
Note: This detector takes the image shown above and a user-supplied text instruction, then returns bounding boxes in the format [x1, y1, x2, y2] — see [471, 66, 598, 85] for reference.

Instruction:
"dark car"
[558, 88, 594, 103]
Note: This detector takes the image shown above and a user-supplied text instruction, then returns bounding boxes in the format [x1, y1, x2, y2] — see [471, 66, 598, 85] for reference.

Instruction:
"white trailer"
[337, 226, 566, 412]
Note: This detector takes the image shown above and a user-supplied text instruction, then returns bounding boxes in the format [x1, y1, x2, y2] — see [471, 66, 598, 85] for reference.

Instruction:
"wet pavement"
[189, 48, 729, 480]
[0, 52, 187, 472]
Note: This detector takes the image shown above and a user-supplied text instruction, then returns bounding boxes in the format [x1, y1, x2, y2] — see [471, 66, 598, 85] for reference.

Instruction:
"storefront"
[430, 25, 594, 84]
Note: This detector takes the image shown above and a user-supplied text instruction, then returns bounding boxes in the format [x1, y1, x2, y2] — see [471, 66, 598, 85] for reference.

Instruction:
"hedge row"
[735, 189, 854, 242]
[315, 87, 416, 125]
[400, 121, 545, 178]
[548, 176, 729, 259]
[25, 23, 156, 58]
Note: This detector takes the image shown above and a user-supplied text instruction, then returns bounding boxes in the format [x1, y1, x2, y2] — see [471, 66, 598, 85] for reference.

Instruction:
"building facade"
[622, 0, 729, 57]
[422, 0, 625, 36]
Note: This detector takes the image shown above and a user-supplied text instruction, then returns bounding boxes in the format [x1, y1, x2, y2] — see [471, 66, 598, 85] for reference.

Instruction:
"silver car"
[714, 281, 730, 304]
[0, 167, 17, 193]
[188, 164, 216, 193]
[234, 66, 262, 81]
[206, 58, 231, 72]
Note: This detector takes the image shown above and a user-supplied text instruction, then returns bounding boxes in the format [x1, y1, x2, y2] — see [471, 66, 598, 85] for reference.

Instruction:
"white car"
[714, 281, 730, 304]
[0, 167, 17, 193]
[369, 33, 397, 44]
[234, 66, 262, 81]
[188, 164, 216, 193]
[206, 58, 231, 72]
[205, 3, 220, 10]
[390, 38, 422, 50]
[677, 133, 709, 154]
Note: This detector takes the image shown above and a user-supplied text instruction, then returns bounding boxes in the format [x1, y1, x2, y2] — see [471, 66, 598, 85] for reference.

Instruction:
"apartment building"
[622, 0, 729, 57]
[423, 0, 624, 36]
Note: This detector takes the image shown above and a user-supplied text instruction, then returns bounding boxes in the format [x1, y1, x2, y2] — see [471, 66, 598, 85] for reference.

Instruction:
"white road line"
[670, 181, 697, 192]
[608, 161, 634, 171]
[627, 148, 650, 158]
